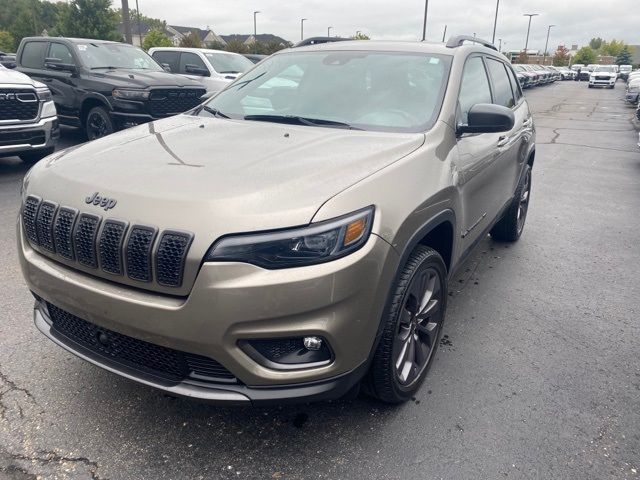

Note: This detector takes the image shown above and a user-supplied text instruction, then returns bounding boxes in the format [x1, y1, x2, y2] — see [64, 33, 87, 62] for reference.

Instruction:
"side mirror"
[184, 64, 210, 76]
[44, 57, 76, 73]
[161, 63, 172, 72]
[457, 104, 515, 134]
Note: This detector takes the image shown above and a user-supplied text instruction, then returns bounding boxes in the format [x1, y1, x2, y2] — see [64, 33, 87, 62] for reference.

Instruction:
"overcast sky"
[134, 0, 638, 52]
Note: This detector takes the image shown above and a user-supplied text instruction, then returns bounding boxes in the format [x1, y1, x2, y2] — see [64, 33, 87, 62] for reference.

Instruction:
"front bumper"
[625, 92, 639, 103]
[19, 221, 396, 403]
[0, 116, 59, 156]
[589, 78, 615, 87]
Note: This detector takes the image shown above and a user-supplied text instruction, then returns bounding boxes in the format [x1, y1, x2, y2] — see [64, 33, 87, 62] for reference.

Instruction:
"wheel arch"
[80, 95, 112, 126]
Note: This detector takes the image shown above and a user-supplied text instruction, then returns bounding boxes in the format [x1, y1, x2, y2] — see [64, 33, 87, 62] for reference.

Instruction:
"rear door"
[150, 50, 179, 74]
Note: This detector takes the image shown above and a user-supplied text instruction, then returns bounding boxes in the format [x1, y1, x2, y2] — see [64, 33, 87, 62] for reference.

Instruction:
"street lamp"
[543, 24, 556, 65]
[253, 11, 260, 38]
[523, 13, 539, 54]
[421, 0, 429, 41]
[301, 18, 307, 41]
[492, 0, 500, 43]
[328, 26, 332, 37]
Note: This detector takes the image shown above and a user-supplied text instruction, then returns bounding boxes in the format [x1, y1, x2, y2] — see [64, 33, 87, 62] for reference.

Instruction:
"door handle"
[497, 135, 509, 147]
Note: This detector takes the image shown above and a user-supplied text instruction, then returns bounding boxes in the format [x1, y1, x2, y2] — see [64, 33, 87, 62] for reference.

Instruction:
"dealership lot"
[1, 81, 639, 479]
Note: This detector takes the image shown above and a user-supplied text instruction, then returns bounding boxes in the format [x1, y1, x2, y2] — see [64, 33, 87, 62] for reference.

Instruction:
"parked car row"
[625, 70, 640, 104]
[512, 64, 570, 89]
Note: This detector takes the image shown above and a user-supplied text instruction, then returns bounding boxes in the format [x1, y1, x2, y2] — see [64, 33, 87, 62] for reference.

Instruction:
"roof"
[221, 34, 289, 45]
[167, 25, 211, 42]
[117, 21, 152, 36]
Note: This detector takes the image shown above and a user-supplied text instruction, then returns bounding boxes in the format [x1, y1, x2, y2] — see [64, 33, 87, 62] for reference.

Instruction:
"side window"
[151, 51, 179, 72]
[458, 56, 492, 125]
[486, 58, 515, 108]
[20, 42, 48, 69]
[505, 65, 522, 101]
[48, 43, 74, 65]
[179, 52, 207, 74]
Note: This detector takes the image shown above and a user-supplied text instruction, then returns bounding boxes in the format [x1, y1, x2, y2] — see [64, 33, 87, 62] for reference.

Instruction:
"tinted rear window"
[21, 42, 48, 69]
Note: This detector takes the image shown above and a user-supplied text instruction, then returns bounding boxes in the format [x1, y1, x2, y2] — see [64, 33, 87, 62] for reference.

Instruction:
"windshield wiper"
[233, 71, 267, 90]
[90, 66, 121, 70]
[200, 105, 230, 119]
[243, 114, 361, 130]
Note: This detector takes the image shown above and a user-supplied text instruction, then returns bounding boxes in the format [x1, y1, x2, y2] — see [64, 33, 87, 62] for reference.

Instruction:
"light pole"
[135, 0, 142, 46]
[328, 26, 332, 37]
[121, 0, 133, 44]
[523, 13, 539, 55]
[492, 0, 500, 43]
[301, 18, 307, 41]
[253, 11, 260, 38]
[543, 24, 555, 65]
[421, 0, 429, 41]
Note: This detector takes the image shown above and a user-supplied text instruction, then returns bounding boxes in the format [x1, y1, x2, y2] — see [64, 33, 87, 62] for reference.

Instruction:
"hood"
[0, 67, 43, 88]
[88, 69, 205, 89]
[25, 115, 424, 288]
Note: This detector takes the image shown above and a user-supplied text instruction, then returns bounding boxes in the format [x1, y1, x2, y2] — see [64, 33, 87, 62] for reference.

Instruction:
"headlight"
[36, 88, 52, 102]
[205, 206, 374, 269]
[112, 89, 150, 100]
[40, 100, 57, 118]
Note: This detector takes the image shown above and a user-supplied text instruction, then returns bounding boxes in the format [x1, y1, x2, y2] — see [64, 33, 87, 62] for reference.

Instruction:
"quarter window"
[505, 65, 522, 101]
[458, 56, 492, 125]
[486, 58, 515, 108]
[20, 42, 48, 69]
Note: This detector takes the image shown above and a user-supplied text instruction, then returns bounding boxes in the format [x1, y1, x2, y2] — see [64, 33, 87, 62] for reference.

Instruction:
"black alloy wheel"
[85, 106, 114, 141]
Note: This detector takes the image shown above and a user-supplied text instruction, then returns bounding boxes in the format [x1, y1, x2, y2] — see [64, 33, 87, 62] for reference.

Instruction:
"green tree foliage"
[0, 31, 14, 52]
[178, 31, 201, 48]
[589, 37, 603, 50]
[142, 28, 172, 50]
[56, 0, 120, 41]
[573, 46, 596, 65]
[601, 39, 625, 57]
[552, 46, 570, 66]
[116, 9, 165, 31]
[224, 38, 247, 54]
[353, 32, 370, 40]
[616, 46, 633, 66]
[206, 40, 226, 51]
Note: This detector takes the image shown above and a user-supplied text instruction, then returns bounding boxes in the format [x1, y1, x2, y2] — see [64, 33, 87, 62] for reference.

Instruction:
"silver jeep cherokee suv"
[18, 36, 535, 405]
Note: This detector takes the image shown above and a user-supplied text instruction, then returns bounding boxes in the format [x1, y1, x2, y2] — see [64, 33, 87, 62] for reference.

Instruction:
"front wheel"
[85, 106, 114, 141]
[490, 164, 532, 242]
[367, 246, 447, 403]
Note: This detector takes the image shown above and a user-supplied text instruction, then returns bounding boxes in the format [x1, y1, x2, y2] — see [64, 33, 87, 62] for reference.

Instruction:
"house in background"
[221, 34, 290, 48]
[165, 26, 227, 47]
[117, 21, 153, 47]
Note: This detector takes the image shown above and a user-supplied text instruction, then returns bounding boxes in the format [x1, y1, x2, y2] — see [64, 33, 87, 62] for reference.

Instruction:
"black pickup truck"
[16, 37, 206, 140]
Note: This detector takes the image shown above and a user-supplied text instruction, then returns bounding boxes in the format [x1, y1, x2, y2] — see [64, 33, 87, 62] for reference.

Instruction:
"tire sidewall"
[85, 107, 114, 141]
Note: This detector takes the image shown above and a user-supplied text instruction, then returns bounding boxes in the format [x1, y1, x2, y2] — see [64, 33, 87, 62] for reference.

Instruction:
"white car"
[149, 47, 254, 98]
[626, 78, 640, 104]
[589, 65, 617, 89]
[0, 62, 58, 162]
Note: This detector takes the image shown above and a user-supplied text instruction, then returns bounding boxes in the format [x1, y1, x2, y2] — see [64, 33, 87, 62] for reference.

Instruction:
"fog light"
[303, 336, 323, 351]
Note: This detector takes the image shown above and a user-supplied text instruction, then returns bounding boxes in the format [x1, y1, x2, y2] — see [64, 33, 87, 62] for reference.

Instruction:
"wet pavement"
[0, 81, 639, 479]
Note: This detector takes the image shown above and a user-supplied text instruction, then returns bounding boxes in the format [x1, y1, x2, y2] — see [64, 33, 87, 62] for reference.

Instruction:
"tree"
[262, 41, 286, 55]
[573, 46, 596, 65]
[56, 0, 120, 41]
[142, 28, 171, 50]
[178, 31, 201, 48]
[601, 39, 625, 57]
[616, 46, 633, 66]
[223, 38, 247, 54]
[353, 32, 370, 40]
[206, 40, 226, 51]
[0, 30, 14, 52]
[589, 37, 603, 50]
[552, 45, 570, 66]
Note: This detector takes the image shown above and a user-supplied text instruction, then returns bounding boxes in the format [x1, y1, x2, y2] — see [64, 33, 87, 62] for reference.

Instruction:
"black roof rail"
[446, 35, 497, 51]
[294, 37, 351, 48]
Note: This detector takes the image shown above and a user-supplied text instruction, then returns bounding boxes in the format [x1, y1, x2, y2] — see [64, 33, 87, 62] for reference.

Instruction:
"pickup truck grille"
[0, 88, 39, 122]
[148, 88, 205, 117]
[47, 302, 236, 383]
[23, 195, 193, 289]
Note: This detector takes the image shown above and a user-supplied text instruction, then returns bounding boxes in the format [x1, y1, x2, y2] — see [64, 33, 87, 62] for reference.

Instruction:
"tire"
[366, 246, 447, 404]
[85, 106, 114, 141]
[19, 147, 54, 163]
[490, 164, 532, 242]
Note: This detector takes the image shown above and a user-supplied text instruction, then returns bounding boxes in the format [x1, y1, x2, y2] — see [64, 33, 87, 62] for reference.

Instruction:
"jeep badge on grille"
[85, 192, 117, 211]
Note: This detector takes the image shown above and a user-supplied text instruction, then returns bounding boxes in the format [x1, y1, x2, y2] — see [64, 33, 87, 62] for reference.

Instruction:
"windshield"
[594, 66, 615, 73]
[204, 52, 254, 74]
[198, 50, 452, 133]
[76, 42, 162, 71]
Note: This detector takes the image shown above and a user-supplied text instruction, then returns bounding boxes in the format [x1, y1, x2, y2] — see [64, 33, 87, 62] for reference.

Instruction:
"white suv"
[589, 65, 617, 89]
[150, 47, 254, 98]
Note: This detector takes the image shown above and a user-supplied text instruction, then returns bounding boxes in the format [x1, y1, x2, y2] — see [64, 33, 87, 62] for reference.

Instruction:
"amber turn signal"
[343, 218, 366, 246]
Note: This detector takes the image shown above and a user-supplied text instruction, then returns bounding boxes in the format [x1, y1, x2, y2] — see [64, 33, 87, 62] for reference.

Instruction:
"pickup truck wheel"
[366, 246, 447, 404]
[490, 164, 532, 242]
[19, 147, 54, 163]
[85, 106, 114, 140]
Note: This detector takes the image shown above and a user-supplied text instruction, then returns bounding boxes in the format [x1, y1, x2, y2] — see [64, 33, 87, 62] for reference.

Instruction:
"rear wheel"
[19, 147, 54, 163]
[85, 106, 114, 140]
[367, 246, 447, 403]
[490, 164, 532, 242]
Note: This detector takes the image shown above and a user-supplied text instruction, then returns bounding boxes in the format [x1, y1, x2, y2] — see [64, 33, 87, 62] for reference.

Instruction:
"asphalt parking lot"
[1, 80, 639, 480]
